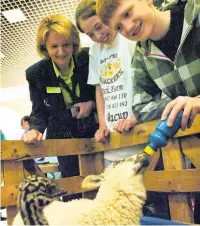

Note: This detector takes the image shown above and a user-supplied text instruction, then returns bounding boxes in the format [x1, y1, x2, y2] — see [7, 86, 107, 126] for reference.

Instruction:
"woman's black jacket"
[26, 48, 98, 139]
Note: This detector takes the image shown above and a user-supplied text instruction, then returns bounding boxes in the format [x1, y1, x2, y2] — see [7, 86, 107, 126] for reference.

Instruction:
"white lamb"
[13, 152, 149, 225]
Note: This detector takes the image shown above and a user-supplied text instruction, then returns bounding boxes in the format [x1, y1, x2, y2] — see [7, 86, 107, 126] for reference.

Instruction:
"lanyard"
[57, 76, 78, 104]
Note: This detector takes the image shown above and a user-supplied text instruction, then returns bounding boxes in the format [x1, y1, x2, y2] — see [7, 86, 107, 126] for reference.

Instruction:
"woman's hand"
[161, 96, 200, 130]
[23, 129, 43, 143]
[73, 101, 95, 119]
[95, 124, 110, 144]
[114, 116, 137, 133]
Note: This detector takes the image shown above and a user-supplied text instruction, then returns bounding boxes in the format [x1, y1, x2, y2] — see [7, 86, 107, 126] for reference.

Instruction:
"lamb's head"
[82, 152, 149, 201]
[17, 175, 67, 225]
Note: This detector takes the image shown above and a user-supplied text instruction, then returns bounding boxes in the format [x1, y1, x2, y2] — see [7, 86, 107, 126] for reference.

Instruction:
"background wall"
[0, 106, 23, 140]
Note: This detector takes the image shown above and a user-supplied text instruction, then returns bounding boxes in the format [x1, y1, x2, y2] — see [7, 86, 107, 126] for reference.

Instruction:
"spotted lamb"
[13, 152, 149, 225]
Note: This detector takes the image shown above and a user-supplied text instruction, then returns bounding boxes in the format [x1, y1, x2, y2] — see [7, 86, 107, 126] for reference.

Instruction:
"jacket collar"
[43, 59, 60, 87]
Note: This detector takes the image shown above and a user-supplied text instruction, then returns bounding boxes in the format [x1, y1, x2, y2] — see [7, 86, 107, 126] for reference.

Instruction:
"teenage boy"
[96, 0, 200, 222]
[96, 0, 200, 130]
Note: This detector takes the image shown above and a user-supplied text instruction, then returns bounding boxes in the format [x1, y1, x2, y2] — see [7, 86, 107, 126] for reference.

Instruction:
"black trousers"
[194, 193, 200, 224]
[57, 155, 79, 177]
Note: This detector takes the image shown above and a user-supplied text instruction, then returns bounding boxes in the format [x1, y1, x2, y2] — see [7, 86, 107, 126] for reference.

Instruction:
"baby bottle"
[144, 110, 183, 155]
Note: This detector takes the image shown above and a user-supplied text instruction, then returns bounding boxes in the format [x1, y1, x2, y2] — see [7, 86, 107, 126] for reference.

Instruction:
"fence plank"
[3, 161, 24, 185]
[162, 139, 185, 170]
[93, 115, 200, 153]
[79, 154, 96, 199]
[93, 152, 104, 174]
[144, 169, 200, 192]
[79, 153, 104, 199]
[181, 136, 200, 168]
[146, 149, 161, 171]
[0, 162, 4, 186]
[2, 115, 200, 161]
[3, 168, 199, 207]
[2, 176, 95, 207]
[79, 154, 96, 177]
[38, 163, 59, 174]
[1, 139, 92, 160]
[162, 140, 194, 223]
[1, 184, 19, 206]
[56, 177, 90, 194]
[168, 194, 194, 224]
[3, 161, 25, 224]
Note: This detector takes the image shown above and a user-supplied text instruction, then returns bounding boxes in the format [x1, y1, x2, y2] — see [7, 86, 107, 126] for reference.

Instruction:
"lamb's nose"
[135, 153, 149, 175]
[135, 152, 150, 166]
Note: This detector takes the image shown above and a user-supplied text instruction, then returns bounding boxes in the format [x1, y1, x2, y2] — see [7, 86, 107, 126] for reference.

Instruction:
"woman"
[76, 0, 145, 167]
[23, 14, 98, 179]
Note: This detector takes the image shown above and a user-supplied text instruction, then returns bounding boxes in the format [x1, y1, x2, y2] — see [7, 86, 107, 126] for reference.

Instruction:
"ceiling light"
[2, 8, 27, 23]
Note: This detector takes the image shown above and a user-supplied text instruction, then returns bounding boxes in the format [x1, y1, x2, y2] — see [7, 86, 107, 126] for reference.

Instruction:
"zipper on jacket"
[173, 24, 193, 96]
[174, 24, 192, 61]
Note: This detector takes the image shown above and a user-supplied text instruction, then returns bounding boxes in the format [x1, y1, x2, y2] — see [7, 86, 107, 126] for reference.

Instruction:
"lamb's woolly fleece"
[13, 154, 147, 225]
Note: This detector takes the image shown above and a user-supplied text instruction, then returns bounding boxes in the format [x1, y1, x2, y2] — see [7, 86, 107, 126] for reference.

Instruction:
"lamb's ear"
[82, 174, 104, 189]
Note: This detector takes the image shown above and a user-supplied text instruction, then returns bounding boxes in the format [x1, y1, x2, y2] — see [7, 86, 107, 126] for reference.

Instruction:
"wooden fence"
[1, 115, 200, 225]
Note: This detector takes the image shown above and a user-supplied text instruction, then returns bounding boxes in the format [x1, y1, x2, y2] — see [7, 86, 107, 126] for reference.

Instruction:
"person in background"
[75, 0, 145, 168]
[21, 115, 31, 138]
[21, 115, 45, 177]
[21, 115, 45, 162]
[21, 115, 61, 179]
[0, 129, 6, 140]
[96, 0, 200, 222]
[23, 14, 98, 197]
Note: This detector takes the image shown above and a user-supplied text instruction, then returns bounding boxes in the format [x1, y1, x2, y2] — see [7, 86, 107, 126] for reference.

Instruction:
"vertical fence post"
[162, 139, 194, 223]
[3, 160, 25, 225]
[79, 152, 104, 199]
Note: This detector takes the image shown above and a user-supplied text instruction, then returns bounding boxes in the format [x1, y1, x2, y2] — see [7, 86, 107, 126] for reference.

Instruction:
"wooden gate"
[1, 115, 200, 225]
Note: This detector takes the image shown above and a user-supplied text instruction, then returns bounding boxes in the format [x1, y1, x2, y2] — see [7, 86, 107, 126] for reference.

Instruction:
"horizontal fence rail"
[2, 114, 200, 161]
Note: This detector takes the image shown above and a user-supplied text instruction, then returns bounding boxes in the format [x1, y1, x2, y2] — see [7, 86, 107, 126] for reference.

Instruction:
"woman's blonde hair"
[36, 14, 80, 58]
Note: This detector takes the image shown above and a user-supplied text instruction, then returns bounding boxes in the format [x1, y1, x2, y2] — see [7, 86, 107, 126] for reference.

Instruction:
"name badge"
[46, 87, 61, 93]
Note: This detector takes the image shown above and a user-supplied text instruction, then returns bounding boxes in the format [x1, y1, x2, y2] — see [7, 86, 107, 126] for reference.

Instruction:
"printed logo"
[107, 111, 128, 122]
[100, 54, 122, 84]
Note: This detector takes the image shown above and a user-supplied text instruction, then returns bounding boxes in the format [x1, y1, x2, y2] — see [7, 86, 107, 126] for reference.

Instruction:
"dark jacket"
[26, 48, 98, 139]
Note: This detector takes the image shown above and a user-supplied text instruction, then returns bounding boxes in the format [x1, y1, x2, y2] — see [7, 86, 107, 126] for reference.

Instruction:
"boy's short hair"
[75, 0, 97, 33]
[21, 115, 31, 126]
[96, 0, 121, 25]
[36, 14, 80, 58]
